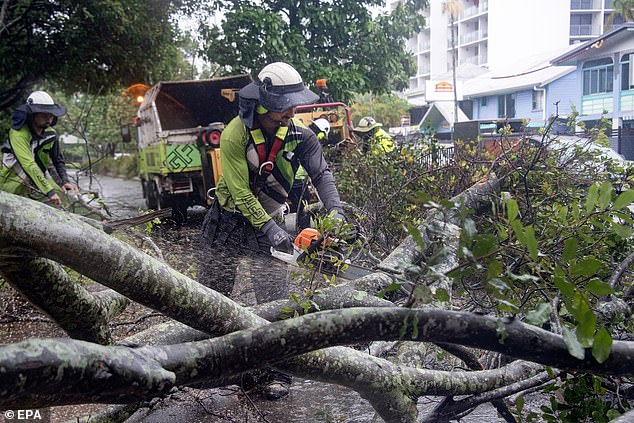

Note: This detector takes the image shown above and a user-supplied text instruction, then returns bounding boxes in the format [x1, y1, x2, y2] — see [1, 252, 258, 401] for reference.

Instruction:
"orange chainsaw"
[270, 227, 374, 280]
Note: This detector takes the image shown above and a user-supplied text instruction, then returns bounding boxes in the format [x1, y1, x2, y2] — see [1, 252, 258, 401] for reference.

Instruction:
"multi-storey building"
[394, 0, 622, 105]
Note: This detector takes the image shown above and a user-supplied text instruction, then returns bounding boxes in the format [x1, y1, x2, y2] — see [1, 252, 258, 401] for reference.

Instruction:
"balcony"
[460, 30, 488, 45]
[571, 0, 599, 9]
[461, 55, 485, 66]
[570, 24, 594, 36]
[462, 0, 488, 19]
[418, 39, 431, 51]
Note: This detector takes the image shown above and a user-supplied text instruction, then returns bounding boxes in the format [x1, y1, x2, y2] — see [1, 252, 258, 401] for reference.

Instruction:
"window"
[622, 54, 633, 91]
[498, 94, 515, 118]
[570, 14, 593, 35]
[582, 58, 614, 95]
[481, 97, 487, 107]
[532, 90, 544, 111]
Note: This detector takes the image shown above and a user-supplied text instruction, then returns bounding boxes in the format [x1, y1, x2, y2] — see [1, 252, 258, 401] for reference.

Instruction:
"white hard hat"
[354, 116, 382, 133]
[258, 62, 303, 87]
[239, 62, 319, 112]
[312, 118, 330, 136]
[26, 91, 66, 117]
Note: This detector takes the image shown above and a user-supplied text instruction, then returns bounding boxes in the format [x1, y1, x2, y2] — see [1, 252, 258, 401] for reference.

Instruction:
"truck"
[133, 75, 354, 218]
[135, 75, 251, 216]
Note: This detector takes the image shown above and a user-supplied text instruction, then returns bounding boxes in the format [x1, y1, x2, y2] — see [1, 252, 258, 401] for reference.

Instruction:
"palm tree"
[604, 0, 634, 31]
[442, 0, 464, 140]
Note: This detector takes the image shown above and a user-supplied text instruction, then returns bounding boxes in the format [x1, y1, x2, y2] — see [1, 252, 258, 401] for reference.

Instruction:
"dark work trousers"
[287, 179, 311, 231]
[199, 201, 290, 304]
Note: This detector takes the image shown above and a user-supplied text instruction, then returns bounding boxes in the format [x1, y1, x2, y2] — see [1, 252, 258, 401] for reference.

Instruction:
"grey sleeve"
[50, 138, 70, 183]
[295, 128, 343, 214]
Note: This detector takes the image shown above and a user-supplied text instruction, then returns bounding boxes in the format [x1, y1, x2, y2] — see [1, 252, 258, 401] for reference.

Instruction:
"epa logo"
[4, 409, 48, 421]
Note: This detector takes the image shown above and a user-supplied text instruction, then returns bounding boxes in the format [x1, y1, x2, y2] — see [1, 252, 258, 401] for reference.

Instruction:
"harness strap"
[250, 126, 289, 188]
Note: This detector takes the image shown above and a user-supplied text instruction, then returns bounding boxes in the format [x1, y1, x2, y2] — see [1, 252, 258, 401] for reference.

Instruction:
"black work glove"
[262, 220, 294, 253]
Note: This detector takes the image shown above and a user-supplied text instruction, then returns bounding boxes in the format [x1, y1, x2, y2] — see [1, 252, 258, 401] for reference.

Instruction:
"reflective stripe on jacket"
[0, 126, 62, 196]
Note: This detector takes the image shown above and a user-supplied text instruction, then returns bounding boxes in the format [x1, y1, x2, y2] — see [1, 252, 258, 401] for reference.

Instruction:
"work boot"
[240, 368, 292, 401]
[259, 370, 292, 400]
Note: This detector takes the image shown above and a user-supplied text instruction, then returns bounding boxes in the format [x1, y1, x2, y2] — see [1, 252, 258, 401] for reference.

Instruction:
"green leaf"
[525, 303, 552, 327]
[496, 299, 520, 313]
[473, 234, 497, 257]
[612, 223, 632, 239]
[507, 198, 519, 221]
[598, 182, 613, 209]
[554, 275, 575, 298]
[584, 183, 599, 214]
[558, 205, 569, 223]
[562, 238, 578, 263]
[562, 326, 586, 360]
[511, 220, 526, 245]
[606, 409, 621, 419]
[463, 218, 477, 239]
[592, 327, 613, 364]
[572, 257, 602, 277]
[569, 291, 592, 322]
[576, 309, 596, 348]
[405, 222, 425, 250]
[377, 283, 401, 299]
[497, 224, 508, 241]
[585, 279, 614, 296]
[613, 189, 634, 210]
[487, 260, 503, 279]
[516, 395, 524, 416]
[524, 226, 538, 261]
[435, 288, 449, 302]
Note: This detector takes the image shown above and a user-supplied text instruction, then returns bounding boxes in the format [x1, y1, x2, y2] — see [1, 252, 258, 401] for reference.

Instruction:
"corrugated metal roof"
[462, 65, 577, 97]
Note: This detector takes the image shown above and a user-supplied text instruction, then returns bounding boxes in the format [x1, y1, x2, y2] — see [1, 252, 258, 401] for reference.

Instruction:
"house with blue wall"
[458, 42, 579, 125]
[418, 47, 579, 139]
[442, 23, 634, 157]
[418, 24, 634, 154]
[551, 23, 634, 157]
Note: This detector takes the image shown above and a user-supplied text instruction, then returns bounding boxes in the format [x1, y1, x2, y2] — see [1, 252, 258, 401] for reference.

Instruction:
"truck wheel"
[146, 181, 159, 210]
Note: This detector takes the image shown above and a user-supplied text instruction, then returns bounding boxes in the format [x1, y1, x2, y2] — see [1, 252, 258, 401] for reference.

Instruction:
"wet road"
[73, 171, 146, 219]
[80, 173, 508, 423]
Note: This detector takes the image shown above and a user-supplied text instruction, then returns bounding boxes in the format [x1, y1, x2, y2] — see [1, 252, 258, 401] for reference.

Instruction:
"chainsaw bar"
[270, 245, 376, 281]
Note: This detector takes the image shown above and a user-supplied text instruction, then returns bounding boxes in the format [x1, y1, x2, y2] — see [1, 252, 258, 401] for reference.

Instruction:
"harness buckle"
[259, 161, 274, 175]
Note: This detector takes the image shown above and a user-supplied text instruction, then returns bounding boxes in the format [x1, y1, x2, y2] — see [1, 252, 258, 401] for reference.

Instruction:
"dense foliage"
[330, 121, 634, 420]
[197, 0, 427, 102]
[1, 1, 195, 107]
[349, 92, 411, 128]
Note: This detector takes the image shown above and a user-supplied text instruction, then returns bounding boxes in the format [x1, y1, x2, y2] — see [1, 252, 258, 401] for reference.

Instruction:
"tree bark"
[0, 247, 129, 344]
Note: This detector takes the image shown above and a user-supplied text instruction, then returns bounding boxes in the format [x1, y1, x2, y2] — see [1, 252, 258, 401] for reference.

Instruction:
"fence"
[613, 127, 634, 160]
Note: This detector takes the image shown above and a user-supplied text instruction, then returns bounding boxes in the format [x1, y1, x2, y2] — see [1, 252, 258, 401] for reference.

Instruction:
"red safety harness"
[250, 126, 289, 191]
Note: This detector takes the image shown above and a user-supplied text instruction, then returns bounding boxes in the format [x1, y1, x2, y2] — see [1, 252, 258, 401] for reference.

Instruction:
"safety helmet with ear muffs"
[312, 118, 330, 136]
[238, 62, 319, 127]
